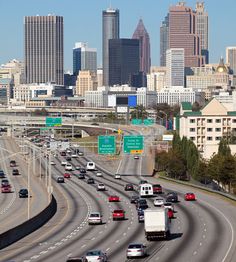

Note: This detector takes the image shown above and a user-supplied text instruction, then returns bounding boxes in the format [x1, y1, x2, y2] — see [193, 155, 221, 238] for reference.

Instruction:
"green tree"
[167, 150, 186, 179]
[156, 151, 170, 171]
[130, 105, 148, 120]
[218, 138, 231, 156]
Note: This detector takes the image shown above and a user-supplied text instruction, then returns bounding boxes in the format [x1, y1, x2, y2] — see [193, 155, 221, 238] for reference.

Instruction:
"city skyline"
[0, 0, 236, 72]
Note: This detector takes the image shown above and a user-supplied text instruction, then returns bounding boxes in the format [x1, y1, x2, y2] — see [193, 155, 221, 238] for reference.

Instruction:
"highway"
[0, 136, 48, 234]
[0, 126, 235, 262]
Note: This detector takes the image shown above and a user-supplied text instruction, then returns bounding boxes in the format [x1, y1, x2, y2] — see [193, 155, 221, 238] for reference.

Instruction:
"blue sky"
[0, 0, 235, 71]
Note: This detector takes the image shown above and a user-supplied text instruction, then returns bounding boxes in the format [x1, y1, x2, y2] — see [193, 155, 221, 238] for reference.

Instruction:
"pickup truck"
[112, 209, 125, 220]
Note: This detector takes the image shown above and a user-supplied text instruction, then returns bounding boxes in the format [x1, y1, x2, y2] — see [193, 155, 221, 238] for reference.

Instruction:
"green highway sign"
[46, 117, 62, 127]
[123, 135, 144, 154]
[131, 119, 142, 125]
[98, 136, 116, 154]
[143, 118, 154, 125]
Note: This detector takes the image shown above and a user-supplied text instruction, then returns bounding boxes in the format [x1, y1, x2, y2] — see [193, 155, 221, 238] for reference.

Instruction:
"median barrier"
[0, 194, 57, 250]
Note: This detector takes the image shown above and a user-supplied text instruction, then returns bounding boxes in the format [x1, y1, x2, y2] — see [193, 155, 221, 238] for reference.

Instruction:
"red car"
[64, 173, 71, 178]
[112, 209, 125, 220]
[1, 185, 11, 193]
[153, 184, 162, 194]
[167, 208, 174, 219]
[108, 195, 120, 202]
[185, 192, 196, 201]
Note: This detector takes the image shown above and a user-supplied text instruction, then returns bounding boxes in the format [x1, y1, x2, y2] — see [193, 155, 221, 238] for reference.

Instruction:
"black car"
[125, 183, 134, 191]
[66, 257, 84, 262]
[1, 179, 9, 187]
[166, 192, 178, 202]
[87, 178, 95, 184]
[77, 173, 85, 179]
[19, 188, 28, 198]
[137, 209, 144, 223]
[136, 198, 148, 209]
[80, 168, 87, 174]
[0, 170, 5, 178]
[12, 169, 20, 175]
[57, 176, 65, 183]
[130, 195, 139, 204]
[66, 156, 72, 161]
[10, 160, 16, 167]
[139, 180, 148, 185]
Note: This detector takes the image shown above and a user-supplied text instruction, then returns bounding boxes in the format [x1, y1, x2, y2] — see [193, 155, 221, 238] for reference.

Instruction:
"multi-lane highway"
[0, 126, 236, 262]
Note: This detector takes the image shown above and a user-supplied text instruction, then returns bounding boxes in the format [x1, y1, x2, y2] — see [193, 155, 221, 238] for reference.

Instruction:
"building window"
[215, 119, 221, 123]
[190, 119, 195, 123]
[232, 119, 236, 123]
[216, 137, 221, 141]
[207, 119, 213, 123]
[207, 137, 213, 141]
[207, 128, 212, 132]
[190, 128, 195, 132]
[215, 128, 221, 132]
[190, 137, 195, 141]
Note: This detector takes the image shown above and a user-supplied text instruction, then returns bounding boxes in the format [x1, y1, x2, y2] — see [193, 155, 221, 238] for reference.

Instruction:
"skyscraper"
[24, 15, 64, 85]
[195, 2, 209, 64]
[166, 48, 184, 87]
[169, 2, 204, 68]
[132, 18, 151, 74]
[73, 42, 97, 76]
[160, 14, 169, 66]
[226, 47, 236, 74]
[102, 7, 119, 86]
[109, 39, 140, 86]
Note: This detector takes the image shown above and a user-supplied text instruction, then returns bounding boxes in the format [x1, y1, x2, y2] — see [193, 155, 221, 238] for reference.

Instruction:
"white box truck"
[144, 208, 170, 240]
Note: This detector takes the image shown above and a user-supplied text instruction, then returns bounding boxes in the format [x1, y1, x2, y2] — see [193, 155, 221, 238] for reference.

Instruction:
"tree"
[167, 150, 186, 179]
[218, 138, 231, 156]
[192, 101, 201, 112]
[156, 151, 170, 171]
[130, 105, 148, 120]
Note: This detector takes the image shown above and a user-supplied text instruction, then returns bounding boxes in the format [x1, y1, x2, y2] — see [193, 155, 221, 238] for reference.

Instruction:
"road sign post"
[98, 136, 116, 154]
[131, 119, 142, 125]
[123, 135, 144, 154]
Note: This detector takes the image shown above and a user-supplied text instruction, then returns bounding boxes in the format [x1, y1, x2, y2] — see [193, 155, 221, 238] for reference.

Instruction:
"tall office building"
[109, 39, 140, 86]
[102, 7, 119, 86]
[226, 47, 236, 75]
[73, 42, 97, 76]
[160, 14, 169, 66]
[75, 70, 97, 97]
[166, 48, 184, 87]
[132, 18, 151, 74]
[195, 2, 209, 64]
[169, 2, 204, 68]
[24, 15, 64, 85]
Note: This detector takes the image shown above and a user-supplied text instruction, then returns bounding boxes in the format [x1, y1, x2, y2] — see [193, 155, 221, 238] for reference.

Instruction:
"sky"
[0, 0, 236, 72]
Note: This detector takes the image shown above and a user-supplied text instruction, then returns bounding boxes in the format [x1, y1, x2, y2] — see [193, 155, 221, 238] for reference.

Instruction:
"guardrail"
[158, 175, 236, 202]
[0, 194, 57, 250]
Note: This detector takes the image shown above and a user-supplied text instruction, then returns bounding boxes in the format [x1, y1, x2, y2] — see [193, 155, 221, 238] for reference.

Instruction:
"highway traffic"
[0, 126, 236, 262]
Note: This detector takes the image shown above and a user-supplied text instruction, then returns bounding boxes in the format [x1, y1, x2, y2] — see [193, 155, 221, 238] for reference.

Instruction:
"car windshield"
[114, 210, 123, 213]
[128, 244, 142, 249]
[86, 250, 101, 256]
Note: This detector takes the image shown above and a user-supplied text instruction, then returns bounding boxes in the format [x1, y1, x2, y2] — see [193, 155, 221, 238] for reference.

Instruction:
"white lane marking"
[115, 239, 120, 243]
[198, 199, 235, 262]
[106, 247, 110, 251]
[31, 255, 40, 259]
[193, 251, 197, 255]
[91, 237, 95, 240]
[199, 242, 202, 246]
[81, 244, 86, 248]
[40, 250, 48, 254]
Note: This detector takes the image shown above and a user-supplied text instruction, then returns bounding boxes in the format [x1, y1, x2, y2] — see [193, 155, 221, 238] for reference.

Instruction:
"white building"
[176, 98, 236, 159]
[166, 48, 184, 87]
[157, 86, 204, 106]
[13, 83, 54, 102]
[147, 72, 166, 92]
[85, 85, 157, 108]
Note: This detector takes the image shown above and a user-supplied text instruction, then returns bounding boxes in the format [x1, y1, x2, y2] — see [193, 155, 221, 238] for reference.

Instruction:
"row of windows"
[190, 127, 222, 132]
[190, 119, 236, 124]
[191, 136, 222, 141]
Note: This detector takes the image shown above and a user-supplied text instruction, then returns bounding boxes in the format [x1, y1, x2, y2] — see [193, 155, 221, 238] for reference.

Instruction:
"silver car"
[85, 250, 107, 262]
[88, 212, 102, 225]
[126, 243, 146, 258]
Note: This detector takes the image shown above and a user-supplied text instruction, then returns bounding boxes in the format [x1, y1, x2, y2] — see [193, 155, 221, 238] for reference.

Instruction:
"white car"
[85, 250, 107, 262]
[65, 164, 73, 171]
[86, 161, 95, 171]
[134, 155, 140, 160]
[96, 172, 103, 177]
[88, 212, 102, 225]
[126, 243, 146, 258]
[163, 202, 175, 211]
[78, 151, 84, 156]
[97, 183, 105, 191]
[61, 161, 67, 166]
[71, 153, 78, 158]
[153, 197, 164, 207]
[50, 161, 56, 165]
[114, 174, 121, 179]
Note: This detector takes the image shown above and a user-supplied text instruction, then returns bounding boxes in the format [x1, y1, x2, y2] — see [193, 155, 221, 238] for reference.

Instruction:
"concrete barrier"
[0, 194, 57, 250]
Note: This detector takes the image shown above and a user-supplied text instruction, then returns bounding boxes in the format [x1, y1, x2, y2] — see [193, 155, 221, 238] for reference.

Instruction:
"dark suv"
[0, 170, 5, 178]
[12, 169, 20, 175]
[153, 184, 162, 194]
[166, 192, 178, 202]
[19, 188, 28, 198]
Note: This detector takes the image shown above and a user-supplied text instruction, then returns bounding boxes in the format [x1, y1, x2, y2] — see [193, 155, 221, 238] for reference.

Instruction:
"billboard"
[116, 96, 128, 105]
[128, 95, 137, 107]
[108, 95, 116, 107]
